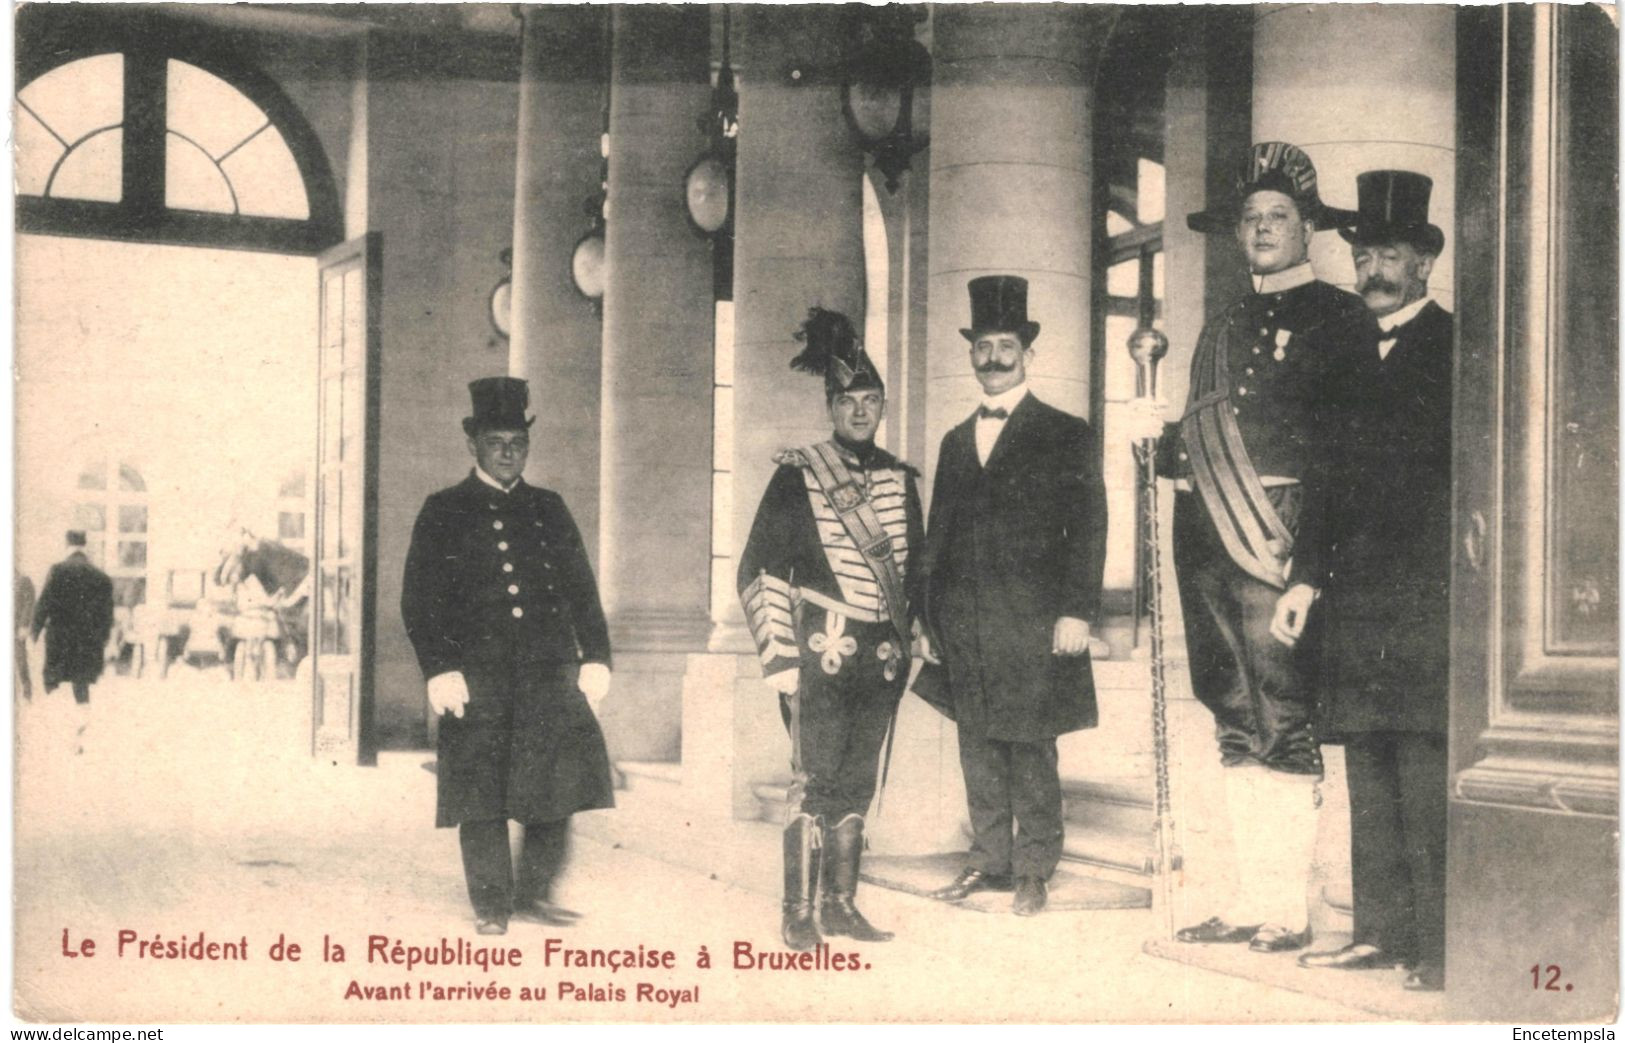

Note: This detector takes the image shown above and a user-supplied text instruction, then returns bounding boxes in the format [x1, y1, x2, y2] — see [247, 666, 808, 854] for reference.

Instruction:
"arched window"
[15, 15, 341, 254]
[74, 456, 149, 607]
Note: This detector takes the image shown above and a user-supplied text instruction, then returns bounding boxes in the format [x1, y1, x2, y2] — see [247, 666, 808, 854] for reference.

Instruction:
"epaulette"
[772, 448, 809, 468]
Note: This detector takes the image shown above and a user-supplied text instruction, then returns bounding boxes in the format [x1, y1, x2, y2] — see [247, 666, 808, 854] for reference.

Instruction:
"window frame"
[16, 24, 343, 256]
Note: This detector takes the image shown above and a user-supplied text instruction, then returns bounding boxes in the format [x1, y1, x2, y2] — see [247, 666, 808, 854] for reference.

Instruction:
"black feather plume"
[790, 307, 858, 376]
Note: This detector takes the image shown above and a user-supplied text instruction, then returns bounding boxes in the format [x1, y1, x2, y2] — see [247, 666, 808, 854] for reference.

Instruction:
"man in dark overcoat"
[921, 275, 1107, 916]
[1278, 171, 1453, 992]
[32, 531, 114, 738]
[401, 377, 614, 936]
[738, 308, 925, 950]
[1121, 142, 1376, 952]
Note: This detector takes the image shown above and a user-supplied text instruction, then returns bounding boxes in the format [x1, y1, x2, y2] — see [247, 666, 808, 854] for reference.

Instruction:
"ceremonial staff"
[1128, 322, 1182, 938]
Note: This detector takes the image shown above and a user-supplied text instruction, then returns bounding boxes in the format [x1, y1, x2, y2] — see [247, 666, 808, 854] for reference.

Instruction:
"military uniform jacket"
[737, 441, 924, 682]
[1159, 279, 1377, 481]
[31, 552, 113, 690]
[1293, 301, 1454, 737]
[401, 473, 614, 827]
[924, 393, 1107, 742]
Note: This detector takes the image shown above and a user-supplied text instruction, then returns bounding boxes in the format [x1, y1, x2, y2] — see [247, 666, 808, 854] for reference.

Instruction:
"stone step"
[616, 759, 683, 796]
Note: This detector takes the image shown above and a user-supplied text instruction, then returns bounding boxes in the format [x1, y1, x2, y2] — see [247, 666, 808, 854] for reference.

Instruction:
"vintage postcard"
[9, 1, 1620, 1029]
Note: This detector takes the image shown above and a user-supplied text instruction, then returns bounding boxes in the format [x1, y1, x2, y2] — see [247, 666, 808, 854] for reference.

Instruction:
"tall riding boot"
[781, 814, 822, 951]
[820, 814, 894, 942]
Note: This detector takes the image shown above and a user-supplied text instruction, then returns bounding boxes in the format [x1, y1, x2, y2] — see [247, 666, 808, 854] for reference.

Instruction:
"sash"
[1180, 316, 1295, 589]
[802, 442, 912, 649]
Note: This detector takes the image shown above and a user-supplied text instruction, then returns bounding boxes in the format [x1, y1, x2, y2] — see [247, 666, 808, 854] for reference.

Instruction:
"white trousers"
[1223, 764, 1319, 931]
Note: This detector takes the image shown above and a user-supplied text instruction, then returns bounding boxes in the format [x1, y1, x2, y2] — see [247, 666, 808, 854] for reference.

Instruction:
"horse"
[215, 530, 311, 680]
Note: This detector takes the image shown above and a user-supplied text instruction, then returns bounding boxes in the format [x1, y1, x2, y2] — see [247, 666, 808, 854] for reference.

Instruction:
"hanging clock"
[488, 248, 513, 339]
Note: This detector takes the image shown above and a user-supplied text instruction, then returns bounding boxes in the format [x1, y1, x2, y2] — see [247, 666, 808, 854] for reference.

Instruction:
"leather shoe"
[1404, 965, 1445, 992]
[474, 917, 508, 936]
[1298, 943, 1406, 970]
[1249, 924, 1312, 953]
[926, 868, 1013, 902]
[1012, 877, 1047, 916]
[513, 899, 583, 926]
[1176, 916, 1260, 944]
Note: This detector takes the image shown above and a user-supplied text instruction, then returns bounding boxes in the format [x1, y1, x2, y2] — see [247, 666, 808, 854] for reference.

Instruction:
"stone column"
[1251, 2, 1457, 929]
[725, 4, 867, 637]
[924, 5, 1116, 483]
[509, 7, 609, 554]
[594, 5, 715, 762]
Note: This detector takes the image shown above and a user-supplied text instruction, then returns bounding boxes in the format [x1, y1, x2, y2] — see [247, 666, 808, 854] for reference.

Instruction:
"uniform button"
[1258, 327, 1269, 335]
[498, 541, 509, 551]
[1179, 452, 1189, 461]
[502, 562, 514, 573]
[508, 584, 519, 595]
[512, 606, 524, 619]
[543, 563, 553, 571]
[493, 520, 504, 531]
[1237, 386, 1248, 396]
[1233, 407, 1242, 415]
[1245, 367, 1254, 375]
[1253, 347, 1261, 355]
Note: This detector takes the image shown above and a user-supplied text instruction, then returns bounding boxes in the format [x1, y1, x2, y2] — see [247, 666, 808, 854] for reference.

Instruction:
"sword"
[1128, 323, 1183, 939]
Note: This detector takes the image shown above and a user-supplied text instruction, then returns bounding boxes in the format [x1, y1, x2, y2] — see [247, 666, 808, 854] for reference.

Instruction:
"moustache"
[1359, 276, 1401, 295]
[976, 360, 1017, 374]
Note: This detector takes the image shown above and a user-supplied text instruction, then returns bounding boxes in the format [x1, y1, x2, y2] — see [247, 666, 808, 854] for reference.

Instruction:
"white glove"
[578, 662, 611, 711]
[1118, 397, 1171, 445]
[764, 668, 800, 695]
[1270, 583, 1319, 649]
[426, 671, 470, 718]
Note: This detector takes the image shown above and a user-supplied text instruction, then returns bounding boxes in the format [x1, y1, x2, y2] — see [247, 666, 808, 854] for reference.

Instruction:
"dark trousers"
[71, 681, 90, 705]
[957, 727, 1063, 880]
[779, 607, 906, 822]
[15, 636, 31, 700]
[1173, 491, 1320, 775]
[458, 817, 571, 919]
[1345, 732, 1447, 972]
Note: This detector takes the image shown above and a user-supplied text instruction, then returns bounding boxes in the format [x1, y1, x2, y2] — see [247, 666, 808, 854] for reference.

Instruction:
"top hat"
[1187, 141, 1358, 236]
[1337, 170, 1446, 256]
[959, 275, 1040, 344]
[66, 530, 86, 547]
[462, 376, 535, 436]
[790, 307, 884, 399]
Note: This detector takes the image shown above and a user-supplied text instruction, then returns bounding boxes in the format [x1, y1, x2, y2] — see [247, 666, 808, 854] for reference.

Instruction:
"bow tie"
[978, 405, 1009, 420]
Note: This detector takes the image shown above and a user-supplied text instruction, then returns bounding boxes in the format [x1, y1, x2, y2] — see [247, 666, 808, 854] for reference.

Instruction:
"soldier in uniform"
[1122, 143, 1377, 952]
[1282, 171, 1453, 992]
[738, 308, 924, 952]
[401, 377, 615, 936]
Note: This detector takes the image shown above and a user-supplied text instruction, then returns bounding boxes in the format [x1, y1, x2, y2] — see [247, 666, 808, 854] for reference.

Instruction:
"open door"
[312, 232, 381, 765]
[1447, 6, 1617, 1020]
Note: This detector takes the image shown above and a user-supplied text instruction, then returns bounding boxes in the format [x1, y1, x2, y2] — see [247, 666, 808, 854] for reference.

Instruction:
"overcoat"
[401, 474, 614, 827]
[923, 393, 1107, 742]
[31, 552, 113, 690]
[1293, 301, 1454, 737]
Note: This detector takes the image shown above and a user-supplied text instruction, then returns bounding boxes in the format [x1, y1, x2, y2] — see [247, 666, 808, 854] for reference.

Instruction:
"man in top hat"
[920, 275, 1107, 916]
[1121, 142, 1378, 951]
[401, 376, 615, 935]
[738, 308, 924, 951]
[32, 530, 114, 750]
[1278, 171, 1452, 992]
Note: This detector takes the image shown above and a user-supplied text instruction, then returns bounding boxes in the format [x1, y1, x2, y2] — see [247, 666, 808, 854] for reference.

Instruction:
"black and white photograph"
[8, 0, 1620, 1027]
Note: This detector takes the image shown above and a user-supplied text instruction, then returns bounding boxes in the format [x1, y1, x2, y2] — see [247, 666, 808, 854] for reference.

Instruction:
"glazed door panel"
[312, 233, 381, 765]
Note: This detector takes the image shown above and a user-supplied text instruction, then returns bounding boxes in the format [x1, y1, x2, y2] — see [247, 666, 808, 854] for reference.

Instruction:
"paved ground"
[12, 673, 1383, 1025]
